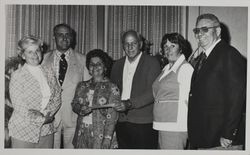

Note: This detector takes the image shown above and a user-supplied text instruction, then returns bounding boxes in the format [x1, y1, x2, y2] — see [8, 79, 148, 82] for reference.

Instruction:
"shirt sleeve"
[177, 64, 194, 106]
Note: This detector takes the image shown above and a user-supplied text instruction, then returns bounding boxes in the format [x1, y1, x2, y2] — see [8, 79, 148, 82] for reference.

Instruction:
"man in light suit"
[42, 23, 91, 148]
[188, 13, 246, 150]
[111, 30, 161, 149]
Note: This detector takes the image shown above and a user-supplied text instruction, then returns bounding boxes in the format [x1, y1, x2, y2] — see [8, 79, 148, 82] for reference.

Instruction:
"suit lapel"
[131, 53, 145, 91]
[43, 51, 55, 67]
[133, 53, 145, 76]
[62, 52, 78, 87]
[191, 41, 223, 87]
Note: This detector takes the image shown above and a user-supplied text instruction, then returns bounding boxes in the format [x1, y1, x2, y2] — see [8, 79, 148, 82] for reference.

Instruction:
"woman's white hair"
[17, 35, 43, 56]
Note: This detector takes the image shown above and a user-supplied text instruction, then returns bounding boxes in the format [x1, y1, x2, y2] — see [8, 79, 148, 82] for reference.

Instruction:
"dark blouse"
[72, 79, 120, 149]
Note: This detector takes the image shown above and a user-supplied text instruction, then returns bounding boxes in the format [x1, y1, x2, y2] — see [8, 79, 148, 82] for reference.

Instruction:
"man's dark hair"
[196, 13, 220, 26]
[53, 23, 77, 49]
[53, 23, 74, 35]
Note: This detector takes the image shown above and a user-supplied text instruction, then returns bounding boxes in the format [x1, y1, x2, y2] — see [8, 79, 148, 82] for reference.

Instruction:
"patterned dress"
[72, 79, 120, 149]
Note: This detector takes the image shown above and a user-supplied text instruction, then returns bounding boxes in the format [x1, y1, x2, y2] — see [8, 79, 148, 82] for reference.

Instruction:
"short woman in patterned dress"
[72, 49, 120, 149]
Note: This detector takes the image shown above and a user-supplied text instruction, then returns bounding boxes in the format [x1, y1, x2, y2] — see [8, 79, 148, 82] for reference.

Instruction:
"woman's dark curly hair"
[161, 33, 191, 59]
[86, 49, 114, 78]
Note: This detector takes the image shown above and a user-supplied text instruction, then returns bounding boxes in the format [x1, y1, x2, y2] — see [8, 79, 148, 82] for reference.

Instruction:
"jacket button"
[189, 93, 192, 97]
[233, 129, 238, 136]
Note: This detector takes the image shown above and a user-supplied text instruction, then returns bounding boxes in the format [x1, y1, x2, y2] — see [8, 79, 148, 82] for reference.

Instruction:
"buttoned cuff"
[124, 99, 134, 110]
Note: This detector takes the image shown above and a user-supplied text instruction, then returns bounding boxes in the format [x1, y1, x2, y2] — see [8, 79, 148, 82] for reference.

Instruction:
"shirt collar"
[55, 48, 72, 60]
[204, 39, 221, 57]
[125, 52, 142, 65]
[162, 54, 185, 73]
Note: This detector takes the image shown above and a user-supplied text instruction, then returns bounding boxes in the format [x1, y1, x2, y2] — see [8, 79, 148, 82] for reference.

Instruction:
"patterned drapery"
[105, 6, 184, 60]
[5, 5, 184, 60]
[5, 5, 98, 58]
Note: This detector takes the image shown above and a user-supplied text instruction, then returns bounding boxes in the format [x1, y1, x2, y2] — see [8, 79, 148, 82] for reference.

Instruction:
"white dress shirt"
[54, 48, 72, 79]
[203, 39, 221, 57]
[121, 52, 142, 100]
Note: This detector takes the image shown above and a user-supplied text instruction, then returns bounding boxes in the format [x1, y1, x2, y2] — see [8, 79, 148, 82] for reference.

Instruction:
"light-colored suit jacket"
[42, 49, 91, 129]
[9, 64, 61, 143]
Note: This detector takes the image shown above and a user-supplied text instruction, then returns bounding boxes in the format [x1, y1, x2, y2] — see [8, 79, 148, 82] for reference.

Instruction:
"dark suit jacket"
[110, 53, 161, 124]
[188, 40, 246, 148]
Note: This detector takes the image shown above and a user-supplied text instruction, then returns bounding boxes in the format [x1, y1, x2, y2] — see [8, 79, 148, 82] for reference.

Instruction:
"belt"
[154, 100, 179, 104]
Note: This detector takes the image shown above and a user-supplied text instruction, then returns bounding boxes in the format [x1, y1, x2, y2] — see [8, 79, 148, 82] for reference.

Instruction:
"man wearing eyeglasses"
[110, 30, 161, 149]
[188, 13, 246, 150]
[42, 23, 91, 148]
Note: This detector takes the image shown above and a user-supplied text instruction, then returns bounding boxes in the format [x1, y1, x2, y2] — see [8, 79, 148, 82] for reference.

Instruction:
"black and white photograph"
[0, 0, 249, 155]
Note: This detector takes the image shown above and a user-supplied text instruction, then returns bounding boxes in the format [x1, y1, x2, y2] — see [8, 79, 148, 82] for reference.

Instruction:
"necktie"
[196, 52, 207, 74]
[59, 53, 68, 86]
[192, 52, 207, 82]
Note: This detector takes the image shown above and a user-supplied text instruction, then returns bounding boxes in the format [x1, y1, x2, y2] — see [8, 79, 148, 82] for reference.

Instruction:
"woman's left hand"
[79, 105, 92, 116]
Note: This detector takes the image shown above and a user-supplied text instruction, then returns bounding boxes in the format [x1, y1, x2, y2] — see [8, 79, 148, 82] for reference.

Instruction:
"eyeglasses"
[89, 62, 104, 68]
[163, 44, 176, 51]
[193, 25, 220, 34]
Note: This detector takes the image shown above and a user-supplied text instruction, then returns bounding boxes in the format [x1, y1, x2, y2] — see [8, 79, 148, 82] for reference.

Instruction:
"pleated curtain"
[5, 5, 98, 58]
[5, 5, 184, 60]
[105, 6, 184, 60]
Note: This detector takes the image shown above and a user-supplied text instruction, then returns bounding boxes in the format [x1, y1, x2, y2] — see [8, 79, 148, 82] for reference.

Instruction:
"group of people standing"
[5, 13, 246, 150]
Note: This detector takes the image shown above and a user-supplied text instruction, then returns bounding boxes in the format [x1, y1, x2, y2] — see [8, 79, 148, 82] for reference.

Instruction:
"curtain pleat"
[5, 5, 97, 59]
[105, 6, 184, 60]
[6, 5, 184, 60]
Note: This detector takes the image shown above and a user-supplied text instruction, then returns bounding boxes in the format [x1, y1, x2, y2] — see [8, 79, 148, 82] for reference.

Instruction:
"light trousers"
[158, 131, 187, 149]
[11, 134, 54, 148]
[53, 122, 75, 148]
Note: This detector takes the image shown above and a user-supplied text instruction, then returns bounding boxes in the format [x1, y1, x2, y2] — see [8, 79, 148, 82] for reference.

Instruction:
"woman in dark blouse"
[72, 49, 120, 149]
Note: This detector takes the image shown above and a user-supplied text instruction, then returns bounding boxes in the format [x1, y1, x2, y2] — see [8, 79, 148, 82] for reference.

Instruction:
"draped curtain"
[5, 5, 185, 60]
[5, 5, 97, 58]
[105, 6, 184, 60]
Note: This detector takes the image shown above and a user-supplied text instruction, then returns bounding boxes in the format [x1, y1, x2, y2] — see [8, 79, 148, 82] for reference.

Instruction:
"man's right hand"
[220, 137, 233, 148]
[113, 101, 127, 112]
[114, 100, 133, 112]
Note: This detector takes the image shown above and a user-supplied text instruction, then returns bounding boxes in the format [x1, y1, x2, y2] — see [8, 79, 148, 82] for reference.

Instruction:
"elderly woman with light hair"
[8, 35, 61, 148]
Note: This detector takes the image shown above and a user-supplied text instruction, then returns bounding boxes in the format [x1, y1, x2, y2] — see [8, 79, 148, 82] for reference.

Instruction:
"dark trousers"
[116, 122, 158, 149]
